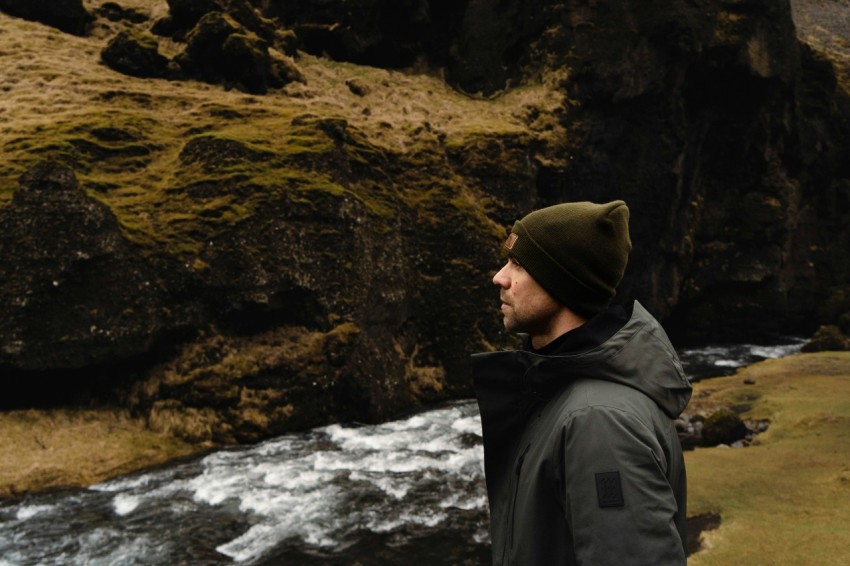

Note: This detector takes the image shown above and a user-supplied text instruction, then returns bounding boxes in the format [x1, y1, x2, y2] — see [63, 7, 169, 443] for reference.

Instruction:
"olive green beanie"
[503, 200, 632, 317]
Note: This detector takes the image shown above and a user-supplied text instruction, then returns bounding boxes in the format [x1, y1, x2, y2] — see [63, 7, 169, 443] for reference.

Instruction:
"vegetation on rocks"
[802, 324, 850, 352]
[1, 0, 850, 449]
[1, 0, 561, 439]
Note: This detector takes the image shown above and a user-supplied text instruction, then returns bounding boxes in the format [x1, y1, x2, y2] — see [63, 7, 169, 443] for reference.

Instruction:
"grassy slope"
[0, 408, 199, 497]
[0, 0, 565, 258]
[687, 352, 850, 565]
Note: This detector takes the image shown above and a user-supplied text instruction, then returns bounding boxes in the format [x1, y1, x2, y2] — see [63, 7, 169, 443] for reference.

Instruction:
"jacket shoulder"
[550, 378, 665, 431]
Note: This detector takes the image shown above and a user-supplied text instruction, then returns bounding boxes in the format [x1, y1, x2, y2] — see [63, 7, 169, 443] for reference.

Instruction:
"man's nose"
[492, 262, 510, 287]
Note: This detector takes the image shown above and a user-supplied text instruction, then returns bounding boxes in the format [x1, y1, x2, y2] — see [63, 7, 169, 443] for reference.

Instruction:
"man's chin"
[502, 318, 522, 334]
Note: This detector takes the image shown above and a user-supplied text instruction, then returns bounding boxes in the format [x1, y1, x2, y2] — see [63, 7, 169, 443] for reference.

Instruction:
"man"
[472, 200, 691, 565]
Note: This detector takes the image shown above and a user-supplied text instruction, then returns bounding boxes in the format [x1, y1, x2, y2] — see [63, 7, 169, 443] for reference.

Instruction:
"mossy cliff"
[1, 0, 849, 443]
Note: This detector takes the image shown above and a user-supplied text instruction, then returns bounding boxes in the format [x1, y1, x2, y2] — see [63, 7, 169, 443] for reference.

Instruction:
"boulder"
[818, 286, 850, 333]
[802, 325, 850, 352]
[163, 0, 277, 45]
[176, 11, 302, 94]
[101, 30, 171, 79]
[166, 0, 221, 29]
[0, 0, 93, 36]
[701, 409, 749, 447]
[220, 32, 282, 94]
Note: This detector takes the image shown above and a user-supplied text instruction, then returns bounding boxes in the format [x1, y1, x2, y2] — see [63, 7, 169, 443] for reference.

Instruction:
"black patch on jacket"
[595, 471, 624, 508]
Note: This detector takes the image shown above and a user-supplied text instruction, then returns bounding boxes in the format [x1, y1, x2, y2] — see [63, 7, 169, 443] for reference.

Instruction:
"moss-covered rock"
[101, 30, 171, 79]
[133, 323, 365, 442]
[802, 324, 850, 352]
[701, 408, 749, 447]
[220, 32, 281, 94]
[175, 11, 302, 94]
[162, 0, 279, 47]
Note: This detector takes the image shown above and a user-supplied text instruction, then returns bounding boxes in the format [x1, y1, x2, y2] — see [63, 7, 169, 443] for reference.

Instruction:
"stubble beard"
[502, 302, 558, 338]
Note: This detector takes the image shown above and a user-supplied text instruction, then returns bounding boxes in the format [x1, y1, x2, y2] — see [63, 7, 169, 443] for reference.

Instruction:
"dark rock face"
[259, 0, 534, 93]
[0, 115, 504, 438]
[0, 162, 165, 373]
[139, 117, 506, 440]
[263, 0, 440, 70]
[0, 0, 93, 36]
[504, 0, 850, 342]
[250, 0, 850, 341]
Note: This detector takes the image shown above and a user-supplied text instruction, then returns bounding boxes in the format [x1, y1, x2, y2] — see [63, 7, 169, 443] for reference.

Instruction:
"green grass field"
[686, 352, 850, 565]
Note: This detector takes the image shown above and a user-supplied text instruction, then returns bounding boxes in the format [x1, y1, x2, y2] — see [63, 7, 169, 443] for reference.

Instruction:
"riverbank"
[686, 351, 850, 565]
[0, 408, 204, 498]
[3, 351, 849, 564]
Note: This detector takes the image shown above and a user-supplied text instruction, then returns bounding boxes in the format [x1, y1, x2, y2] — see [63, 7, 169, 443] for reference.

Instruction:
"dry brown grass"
[0, 407, 200, 497]
[0, 0, 566, 200]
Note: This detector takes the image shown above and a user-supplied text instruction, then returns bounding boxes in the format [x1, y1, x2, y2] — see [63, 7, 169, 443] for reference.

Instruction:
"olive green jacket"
[473, 301, 691, 565]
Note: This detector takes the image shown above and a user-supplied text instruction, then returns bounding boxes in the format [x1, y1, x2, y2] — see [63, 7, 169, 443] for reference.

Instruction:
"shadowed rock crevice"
[0, 0, 93, 36]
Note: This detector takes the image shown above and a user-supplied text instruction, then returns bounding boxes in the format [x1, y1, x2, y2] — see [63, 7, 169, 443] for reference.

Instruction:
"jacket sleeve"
[558, 405, 686, 565]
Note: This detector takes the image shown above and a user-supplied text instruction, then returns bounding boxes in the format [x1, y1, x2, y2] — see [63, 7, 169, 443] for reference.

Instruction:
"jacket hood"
[472, 301, 691, 418]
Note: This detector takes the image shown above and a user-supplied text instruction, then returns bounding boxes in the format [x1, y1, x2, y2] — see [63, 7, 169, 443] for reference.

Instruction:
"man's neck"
[530, 303, 632, 355]
[529, 308, 588, 350]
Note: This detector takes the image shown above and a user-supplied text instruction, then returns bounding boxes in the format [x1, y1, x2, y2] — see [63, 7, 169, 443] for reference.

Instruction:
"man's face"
[492, 258, 563, 336]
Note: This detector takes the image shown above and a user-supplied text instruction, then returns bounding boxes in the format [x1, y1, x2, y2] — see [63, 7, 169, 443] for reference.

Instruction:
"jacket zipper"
[502, 443, 531, 564]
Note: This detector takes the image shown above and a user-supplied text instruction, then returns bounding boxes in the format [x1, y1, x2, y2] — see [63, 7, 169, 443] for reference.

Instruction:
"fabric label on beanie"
[504, 233, 518, 250]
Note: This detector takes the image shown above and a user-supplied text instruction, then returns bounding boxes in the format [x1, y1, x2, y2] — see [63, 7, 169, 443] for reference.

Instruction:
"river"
[0, 340, 803, 565]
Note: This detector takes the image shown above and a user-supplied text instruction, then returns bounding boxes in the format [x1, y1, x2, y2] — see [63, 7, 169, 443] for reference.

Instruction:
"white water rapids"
[1, 402, 489, 565]
[0, 340, 803, 565]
